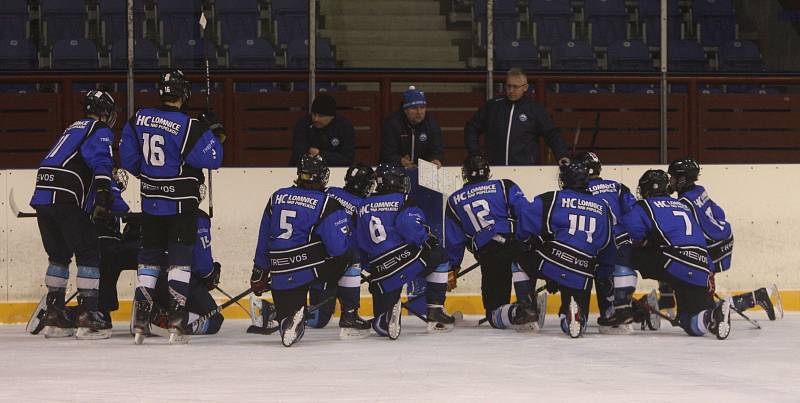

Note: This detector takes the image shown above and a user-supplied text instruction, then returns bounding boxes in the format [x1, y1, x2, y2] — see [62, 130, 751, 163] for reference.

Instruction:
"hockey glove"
[447, 266, 460, 291]
[204, 262, 222, 291]
[90, 182, 113, 224]
[200, 111, 226, 144]
[250, 267, 270, 296]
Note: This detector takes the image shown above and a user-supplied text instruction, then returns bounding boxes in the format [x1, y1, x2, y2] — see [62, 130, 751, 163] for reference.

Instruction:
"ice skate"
[387, 299, 402, 340]
[633, 290, 661, 331]
[598, 307, 634, 335]
[753, 287, 776, 321]
[426, 305, 455, 333]
[75, 310, 112, 340]
[709, 297, 732, 340]
[249, 296, 279, 330]
[43, 304, 76, 338]
[658, 287, 676, 320]
[26, 294, 48, 335]
[339, 309, 371, 340]
[280, 307, 307, 347]
[132, 300, 152, 345]
[769, 284, 784, 320]
[168, 303, 191, 345]
[536, 291, 547, 330]
[564, 297, 583, 338]
[510, 297, 540, 333]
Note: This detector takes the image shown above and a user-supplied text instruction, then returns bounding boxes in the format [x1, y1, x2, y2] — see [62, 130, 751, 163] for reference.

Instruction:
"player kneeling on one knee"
[622, 169, 731, 340]
[356, 164, 453, 339]
[445, 155, 539, 331]
[250, 154, 358, 347]
[517, 162, 616, 338]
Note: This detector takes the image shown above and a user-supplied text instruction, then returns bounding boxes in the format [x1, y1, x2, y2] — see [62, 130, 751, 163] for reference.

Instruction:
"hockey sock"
[679, 310, 710, 336]
[45, 263, 69, 294]
[76, 265, 100, 310]
[595, 271, 614, 318]
[489, 304, 517, 329]
[511, 263, 534, 301]
[135, 264, 160, 304]
[612, 265, 637, 309]
[404, 277, 427, 318]
[167, 265, 191, 307]
[732, 292, 756, 311]
[424, 263, 449, 305]
[187, 312, 224, 335]
[337, 265, 362, 312]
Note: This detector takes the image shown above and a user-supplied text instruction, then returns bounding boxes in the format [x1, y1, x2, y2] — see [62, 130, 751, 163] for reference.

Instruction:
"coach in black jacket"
[289, 94, 355, 167]
[380, 86, 443, 168]
[464, 68, 569, 166]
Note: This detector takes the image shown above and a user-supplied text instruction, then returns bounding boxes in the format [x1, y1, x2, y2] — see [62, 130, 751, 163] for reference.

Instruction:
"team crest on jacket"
[331, 138, 340, 146]
[519, 113, 528, 122]
[419, 133, 428, 142]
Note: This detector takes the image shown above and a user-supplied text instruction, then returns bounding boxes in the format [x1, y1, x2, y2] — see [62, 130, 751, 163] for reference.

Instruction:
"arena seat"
[719, 40, 763, 93]
[637, 0, 681, 47]
[39, 0, 87, 45]
[607, 40, 654, 92]
[0, 38, 37, 69]
[271, 0, 309, 47]
[694, 0, 736, 47]
[528, 0, 574, 48]
[98, 0, 145, 45]
[495, 40, 542, 71]
[51, 38, 98, 69]
[667, 39, 707, 71]
[169, 38, 218, 69]
[584, 0, 629, 47]
[215, 0, 260, 43]
[551, 40, 598, 92]
[474, 0, 520, 47]
[228, 38, 276, 69]
[110, 38, 159, 69]
[286, 38, 335, 68]
[157, 0, 202, 45]
[0, 0, 29, 40]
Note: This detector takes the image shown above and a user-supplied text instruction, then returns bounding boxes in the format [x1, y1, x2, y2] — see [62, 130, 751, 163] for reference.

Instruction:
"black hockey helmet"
[375, 163, 410, 194]
[558, 161, 590, 191]
[84, 90, 117, 127]
[462, 154, 491, 184]
[574, 151, 601, 177]
[295, 154, 330, 189]
[158, 69, 191, 104]
[344, 163, 375, 197]
[667, 157, 700, 194]
[637, 169, 670, 199]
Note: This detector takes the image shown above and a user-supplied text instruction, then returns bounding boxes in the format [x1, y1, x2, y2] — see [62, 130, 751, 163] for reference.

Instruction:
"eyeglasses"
[505, 83, 528, 91]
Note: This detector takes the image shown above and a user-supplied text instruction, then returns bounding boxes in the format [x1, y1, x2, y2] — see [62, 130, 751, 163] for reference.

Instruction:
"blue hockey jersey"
[518, 190, 614, 290]
[623, 196, 712, 287]
[30, 119, 113, 209]
[253, 186, 351, 290]
[119, 106, 222, 216]
[677, 185, 733, 272]
[194, 210, 214, 278]
[587, 178, 637, 246]
[445, 179, 528, 267]
[325, 186, 362, 216]
[355, 192, 428, 292]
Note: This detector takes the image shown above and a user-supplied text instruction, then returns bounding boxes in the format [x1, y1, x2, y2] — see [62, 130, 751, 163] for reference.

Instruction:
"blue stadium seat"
[110, 38, 159, 69]
[474, 0, 520, 47]
[667, 40, 707, 71]
[286, 38, 335, 68]
[0, 0, 29, 39]
[551, 40, 598, 92]
[607, 40, 653, 92]
[98, 0, 145, 45]
[39, 0, 87, 45]
[495, 40, 542, 70]
[157, 0, 202, 45]
[228, 38, 276, 69]
[584, 0, 629, 47]
[693, 0, 736, 47]
[215, 0, 260, 43]
[0, 38, 37, 69]
[271, 0, 309, 46]
[529, 0, 573, 48]
[170, 38, 218, 69]
[52, 39, 98, 69]
[637, 0, 680, 47]
[718, 40, 761, 71]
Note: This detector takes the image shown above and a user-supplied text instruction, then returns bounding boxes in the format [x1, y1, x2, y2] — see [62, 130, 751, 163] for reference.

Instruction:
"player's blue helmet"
[295, 154, 330, 189]
[462, 154, 491, 184]
[375, 163, 410, 194]
[667, 157, 700, 194]
[638, 169, 670, 199]
[559, 161, 590, 191]
[344, 163, 375, 197]
[574, 151, 601, 177]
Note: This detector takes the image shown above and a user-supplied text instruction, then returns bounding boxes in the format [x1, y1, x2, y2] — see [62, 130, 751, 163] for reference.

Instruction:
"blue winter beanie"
[402, 86, 426, 109]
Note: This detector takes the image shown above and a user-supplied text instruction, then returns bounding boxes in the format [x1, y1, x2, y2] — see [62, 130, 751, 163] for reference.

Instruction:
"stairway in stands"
[319, 0, 470, 69]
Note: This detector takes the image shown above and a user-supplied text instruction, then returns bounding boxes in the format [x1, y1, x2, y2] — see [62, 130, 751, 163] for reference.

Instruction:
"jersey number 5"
[277, 210, 297, 239]
[142, 133, 165, 167]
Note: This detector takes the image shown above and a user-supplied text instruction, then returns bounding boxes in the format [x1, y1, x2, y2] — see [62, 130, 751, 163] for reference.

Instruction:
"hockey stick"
[714, 292, 760, 329]
[199, 11, 214, 219]
[399, 261, 481, 321]
[588, 112, 601, 151]
[633, 297, 680, 327]
[215, 285, 252, 320]
[8, 188, 36, 218]
[571, 120, 583, 155]
[188, 286, 255, 327]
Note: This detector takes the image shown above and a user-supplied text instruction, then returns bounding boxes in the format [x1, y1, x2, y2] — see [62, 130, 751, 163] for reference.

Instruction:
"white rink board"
[1, 164, 798, 302]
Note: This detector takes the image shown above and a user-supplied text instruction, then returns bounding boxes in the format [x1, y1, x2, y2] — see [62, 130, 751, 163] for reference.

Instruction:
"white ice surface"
[1, 313, 798, 403]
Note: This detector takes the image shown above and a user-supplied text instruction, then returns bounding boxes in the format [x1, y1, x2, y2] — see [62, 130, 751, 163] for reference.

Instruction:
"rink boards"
[1, 165, 798, 323]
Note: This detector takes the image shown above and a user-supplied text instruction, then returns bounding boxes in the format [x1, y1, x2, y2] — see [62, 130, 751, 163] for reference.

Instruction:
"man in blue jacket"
[380, 86, 443, 168]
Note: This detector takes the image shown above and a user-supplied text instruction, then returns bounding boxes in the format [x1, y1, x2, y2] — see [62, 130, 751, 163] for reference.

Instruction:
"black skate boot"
[246, 297, 280, 336]
[75, 309, 112, 340]
[658, 282, 676, 319]
[598, 307, 634, 335]
[339, 309, 371, 340]
[753, 288, 776, 321]
[43, 292, 75, 338]
[168, 302, 191, 344]
[280, 306, 307, 347]
[708, 297, 732, 340]
[633, 290, 661, 331]
[132, 300, 153, 344]
[426, 305, 455, 333]
[510, 296, 540, 333]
